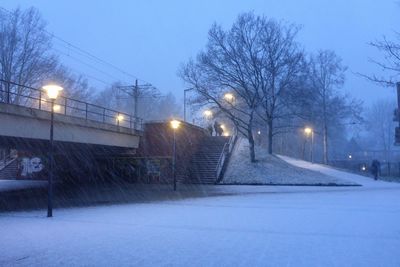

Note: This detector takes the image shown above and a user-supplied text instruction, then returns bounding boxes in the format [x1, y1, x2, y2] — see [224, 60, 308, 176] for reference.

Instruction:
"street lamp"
[116, 114, 124, 126]
[304, 127, 314, 163]
[170, 119, 181, 191]
[224, 93, 234, 103]
[42, 84, 63, 218]
[203, 110, 212, 119]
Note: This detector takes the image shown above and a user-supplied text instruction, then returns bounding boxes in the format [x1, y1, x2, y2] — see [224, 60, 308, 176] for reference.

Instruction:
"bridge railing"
[0, 79, 143, 131]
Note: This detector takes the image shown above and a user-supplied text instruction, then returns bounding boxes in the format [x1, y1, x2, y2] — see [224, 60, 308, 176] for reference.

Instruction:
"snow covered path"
[1, 183, 400, 266]
[278, 155, 400, 188]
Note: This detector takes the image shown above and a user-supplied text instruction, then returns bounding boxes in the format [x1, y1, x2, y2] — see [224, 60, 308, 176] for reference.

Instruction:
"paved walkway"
[278, 155, 400, 189]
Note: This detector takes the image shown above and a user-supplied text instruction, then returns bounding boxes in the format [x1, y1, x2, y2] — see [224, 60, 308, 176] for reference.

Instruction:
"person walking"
[214, 121, 220, 136]
[207, 124, 213, 136]
[371, 159, 381, 180]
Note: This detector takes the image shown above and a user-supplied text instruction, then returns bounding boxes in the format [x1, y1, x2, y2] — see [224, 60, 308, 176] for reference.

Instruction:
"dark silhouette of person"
[207, 124, 213, 136]
[214, 121, 221, 136]
[371, 159, 381, 180]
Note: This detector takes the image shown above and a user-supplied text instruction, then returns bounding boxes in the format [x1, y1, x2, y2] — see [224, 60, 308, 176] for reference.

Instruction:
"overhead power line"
[0, 6, 161, 90]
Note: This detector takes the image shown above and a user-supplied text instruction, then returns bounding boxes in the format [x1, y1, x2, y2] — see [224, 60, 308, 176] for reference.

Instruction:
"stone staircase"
[0, 158, 18, 180]
[188, 136, 230, 184]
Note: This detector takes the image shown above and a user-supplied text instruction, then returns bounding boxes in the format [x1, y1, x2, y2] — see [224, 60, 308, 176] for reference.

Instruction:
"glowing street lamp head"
[116, 114, 124, 122]
[43, 84, 63, 100]
[170, 119, 181, 129]
[348, 154, 352, 159]
[304, 127, 312, 135]
[220, 124, 225, 129]
[224, 93, 234, 102]
[203, 110, 212, 118]
[361, 165, 366, 171]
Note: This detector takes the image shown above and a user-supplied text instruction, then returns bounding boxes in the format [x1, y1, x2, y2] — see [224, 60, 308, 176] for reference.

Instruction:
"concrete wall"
[0, 103, 141, 149]
[136, 121, 209, 182]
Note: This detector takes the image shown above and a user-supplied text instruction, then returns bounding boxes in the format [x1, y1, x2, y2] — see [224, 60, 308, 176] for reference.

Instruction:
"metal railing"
[0, 79, 143, 131]
[0, 149, 17, 171]
[215, 127, 238, 181]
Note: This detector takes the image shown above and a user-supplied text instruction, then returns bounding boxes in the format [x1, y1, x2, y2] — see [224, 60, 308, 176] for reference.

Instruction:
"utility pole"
[133, 79, 139, 129]
[116, 79, 156, 130]
[395, 82, 400, 145]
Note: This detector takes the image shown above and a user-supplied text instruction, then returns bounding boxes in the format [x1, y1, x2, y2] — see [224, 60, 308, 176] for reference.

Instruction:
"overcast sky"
[2, 0, 400, 106]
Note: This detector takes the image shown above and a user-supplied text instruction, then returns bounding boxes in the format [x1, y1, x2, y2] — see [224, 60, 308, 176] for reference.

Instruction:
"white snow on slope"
[223, 138, 356, 185]
[278, 155, 400, 188]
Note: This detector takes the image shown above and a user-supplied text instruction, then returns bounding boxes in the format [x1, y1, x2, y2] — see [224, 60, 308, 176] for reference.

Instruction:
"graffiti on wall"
[20, 157, 44, 177]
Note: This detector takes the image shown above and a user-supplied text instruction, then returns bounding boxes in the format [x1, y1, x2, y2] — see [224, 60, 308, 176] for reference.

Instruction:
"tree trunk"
[323, 124, 328, 164]
[267, 119, 273, 154]
[247, 129, 256, 163]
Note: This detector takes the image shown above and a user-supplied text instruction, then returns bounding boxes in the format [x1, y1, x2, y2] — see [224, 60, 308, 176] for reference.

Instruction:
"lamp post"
[304, 127, 314, 163]
[42, 84, 63, 217]
[170, 119, 181, 191]
[116, 114, 124, 126]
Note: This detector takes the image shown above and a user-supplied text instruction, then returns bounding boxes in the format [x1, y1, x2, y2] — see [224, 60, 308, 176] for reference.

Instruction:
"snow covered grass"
[223, 138, 358, 186]
[1, 184, 399, 266]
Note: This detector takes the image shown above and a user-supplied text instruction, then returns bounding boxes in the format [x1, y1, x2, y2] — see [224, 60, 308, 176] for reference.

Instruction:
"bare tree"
[255, 20, 305, 154]
[0, 7, 59, 103]
[365, 99, 396, 160]
[363, 35, 400, 86]
[309, 50, 362, 163]
[180, 12, 305, 161]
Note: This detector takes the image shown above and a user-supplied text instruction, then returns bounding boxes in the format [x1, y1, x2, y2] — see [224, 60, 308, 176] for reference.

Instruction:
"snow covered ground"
[223, 138, 357, 185]
[1, 156, 400, 266]
[1, 183, 399, 266]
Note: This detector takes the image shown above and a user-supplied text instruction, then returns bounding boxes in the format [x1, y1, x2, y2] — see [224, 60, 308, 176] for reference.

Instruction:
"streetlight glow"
[116, 114, 124, 122]
[220, 124, 225, 129]
[304, 127, 312, 135]
[43, 84, 63, 100]
[224, 93, 234, 102]
[170, 119, 181, 129]
[203, 110, 212, 118]
[361, 165, 366, 171]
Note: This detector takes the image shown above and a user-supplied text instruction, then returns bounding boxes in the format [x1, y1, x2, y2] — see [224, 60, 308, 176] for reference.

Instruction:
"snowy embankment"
[223, 138, 358, 186]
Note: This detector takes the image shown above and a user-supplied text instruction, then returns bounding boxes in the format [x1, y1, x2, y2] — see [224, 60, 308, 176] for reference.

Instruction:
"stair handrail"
[215, 127, 238, 180]
[0, 150, 18, 171]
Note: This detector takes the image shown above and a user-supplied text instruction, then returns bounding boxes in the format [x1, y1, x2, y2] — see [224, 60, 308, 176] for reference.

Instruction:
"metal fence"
[0, 79, 143, 131]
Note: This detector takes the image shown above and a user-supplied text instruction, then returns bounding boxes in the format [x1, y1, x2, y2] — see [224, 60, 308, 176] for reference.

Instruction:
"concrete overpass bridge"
[0, 80, 143, 181]
[0, 80, 142, 151]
